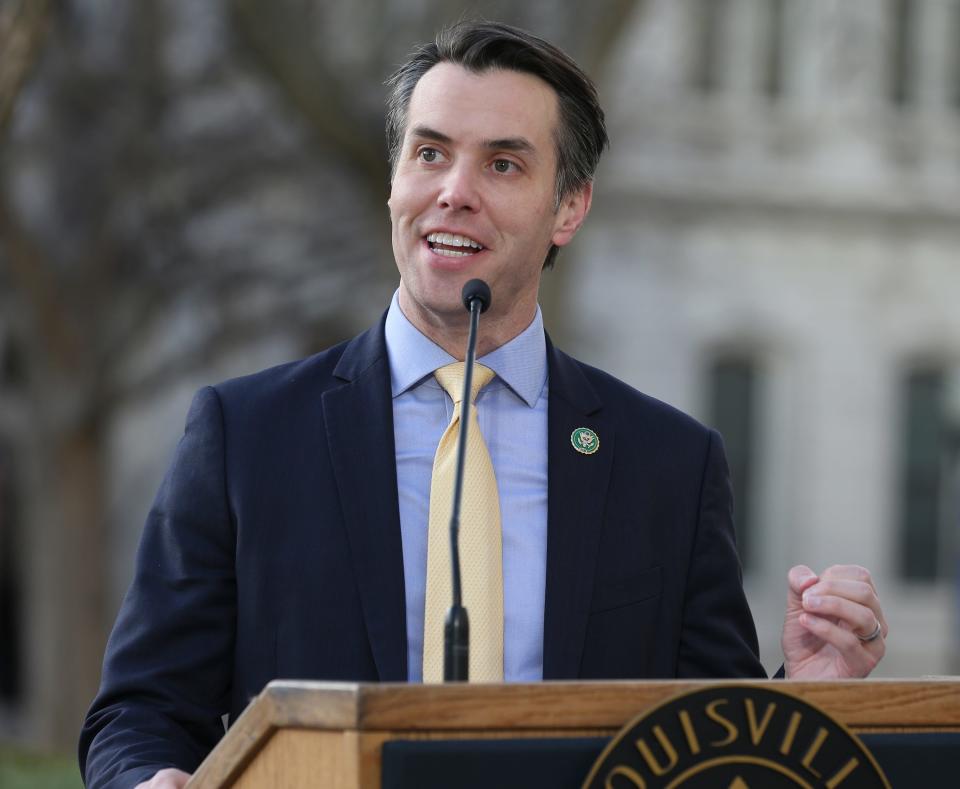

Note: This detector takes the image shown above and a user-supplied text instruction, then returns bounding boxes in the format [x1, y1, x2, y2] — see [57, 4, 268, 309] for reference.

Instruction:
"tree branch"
[0, 0, 53, 139]
[0, 192, 82, 370]
[230, 0, 390, 201]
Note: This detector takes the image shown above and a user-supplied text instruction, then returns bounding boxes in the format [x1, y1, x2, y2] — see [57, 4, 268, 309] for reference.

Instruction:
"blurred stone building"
[569, 0, 960, 676]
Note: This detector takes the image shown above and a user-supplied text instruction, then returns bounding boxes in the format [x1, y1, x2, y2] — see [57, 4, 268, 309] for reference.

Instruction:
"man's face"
[388, 62, 590, 339]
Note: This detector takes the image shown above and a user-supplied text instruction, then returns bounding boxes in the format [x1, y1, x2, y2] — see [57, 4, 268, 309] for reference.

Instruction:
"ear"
[551, 181, 593, 248]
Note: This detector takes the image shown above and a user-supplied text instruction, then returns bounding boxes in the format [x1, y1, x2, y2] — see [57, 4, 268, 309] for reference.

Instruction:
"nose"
[436, 161, 480, 212]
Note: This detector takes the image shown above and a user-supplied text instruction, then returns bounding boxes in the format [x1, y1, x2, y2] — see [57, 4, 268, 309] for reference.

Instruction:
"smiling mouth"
[426, 232, 485, 258]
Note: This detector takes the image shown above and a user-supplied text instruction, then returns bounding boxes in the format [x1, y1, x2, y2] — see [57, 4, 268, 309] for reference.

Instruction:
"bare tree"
[0, 0, 641, 748]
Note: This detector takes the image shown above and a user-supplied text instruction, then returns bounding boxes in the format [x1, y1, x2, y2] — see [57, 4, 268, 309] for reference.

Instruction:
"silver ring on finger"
[857, 619, 882, 643]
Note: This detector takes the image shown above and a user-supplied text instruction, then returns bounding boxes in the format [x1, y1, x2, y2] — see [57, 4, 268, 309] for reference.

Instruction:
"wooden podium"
[187, 679, 960, 788]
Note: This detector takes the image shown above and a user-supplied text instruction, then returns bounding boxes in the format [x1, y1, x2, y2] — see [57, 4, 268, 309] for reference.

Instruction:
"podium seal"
[582, 685, 890, 788]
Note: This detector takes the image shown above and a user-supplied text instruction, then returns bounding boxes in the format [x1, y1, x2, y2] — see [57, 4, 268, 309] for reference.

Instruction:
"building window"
[762, 0, 786, 99]
[889, 0, 917, 106]
[953, 0, 960, 110]
[690, 0, 788, 100]
[690, 0, 727, 94]
[708, 358, 758, 571]
[897, 368, 954, 581]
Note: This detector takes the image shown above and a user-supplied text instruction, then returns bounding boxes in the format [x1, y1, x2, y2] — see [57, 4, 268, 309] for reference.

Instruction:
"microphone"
[462, 278, 491, 314]
[444, 278, 492, 682]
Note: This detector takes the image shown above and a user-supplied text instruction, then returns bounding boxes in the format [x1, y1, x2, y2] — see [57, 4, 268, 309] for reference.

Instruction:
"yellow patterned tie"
[422, 362, 504, 683]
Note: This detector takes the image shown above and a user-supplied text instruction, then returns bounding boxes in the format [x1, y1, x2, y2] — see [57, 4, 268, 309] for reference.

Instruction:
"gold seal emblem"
[582, 685, 890, 788]
[571, 427, 599, 455]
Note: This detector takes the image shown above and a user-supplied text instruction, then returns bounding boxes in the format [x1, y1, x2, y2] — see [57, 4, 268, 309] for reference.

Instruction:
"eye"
[492, 159, 519, 174]
[418, 147, 445, 164]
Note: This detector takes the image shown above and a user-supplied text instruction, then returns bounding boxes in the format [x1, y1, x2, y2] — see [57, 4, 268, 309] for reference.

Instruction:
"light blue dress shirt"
[384, 291, 549, 682]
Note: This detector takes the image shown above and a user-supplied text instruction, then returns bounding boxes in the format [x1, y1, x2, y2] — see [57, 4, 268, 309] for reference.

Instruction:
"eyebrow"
[484, 137, 536, 155]
[409, 125, 538, 157]
[410, 125, 453, 145]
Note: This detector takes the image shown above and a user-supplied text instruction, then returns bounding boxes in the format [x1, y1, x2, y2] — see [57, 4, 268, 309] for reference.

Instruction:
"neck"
[397, 291, 536, 360]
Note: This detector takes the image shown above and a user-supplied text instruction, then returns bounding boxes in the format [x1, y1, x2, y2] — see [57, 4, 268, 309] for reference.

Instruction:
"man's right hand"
[135, 768, 192, 788]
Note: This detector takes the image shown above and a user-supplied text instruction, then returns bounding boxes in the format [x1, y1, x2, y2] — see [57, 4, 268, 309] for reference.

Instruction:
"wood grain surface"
[188, 679, 960, 788]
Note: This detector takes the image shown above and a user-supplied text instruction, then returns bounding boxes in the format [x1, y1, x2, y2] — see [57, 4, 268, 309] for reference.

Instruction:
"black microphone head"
[462, 279, 492, 313]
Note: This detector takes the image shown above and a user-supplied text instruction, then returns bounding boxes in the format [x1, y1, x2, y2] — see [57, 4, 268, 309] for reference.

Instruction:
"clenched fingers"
[804, 564, 887, 640]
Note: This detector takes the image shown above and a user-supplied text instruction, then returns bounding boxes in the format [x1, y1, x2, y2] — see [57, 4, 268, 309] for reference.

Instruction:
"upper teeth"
[427, 232, 484, 250]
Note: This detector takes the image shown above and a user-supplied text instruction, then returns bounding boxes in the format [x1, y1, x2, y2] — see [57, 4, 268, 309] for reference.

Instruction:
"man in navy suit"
[80, 21, 888, 789]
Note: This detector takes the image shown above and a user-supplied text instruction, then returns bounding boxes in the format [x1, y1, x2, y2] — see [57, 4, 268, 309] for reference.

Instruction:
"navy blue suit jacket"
[79, 319, 763, 788]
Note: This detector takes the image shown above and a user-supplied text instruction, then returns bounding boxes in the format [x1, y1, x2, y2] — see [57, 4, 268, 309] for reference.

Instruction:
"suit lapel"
[323, 320, 407, 681]
[542, 342, 614, 679]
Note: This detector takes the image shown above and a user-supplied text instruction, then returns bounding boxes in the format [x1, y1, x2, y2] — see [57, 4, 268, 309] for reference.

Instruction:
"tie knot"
[435, 362, 495, 405]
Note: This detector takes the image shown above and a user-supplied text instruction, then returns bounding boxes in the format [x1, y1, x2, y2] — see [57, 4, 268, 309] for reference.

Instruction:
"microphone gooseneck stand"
[444, 278, 492, 682]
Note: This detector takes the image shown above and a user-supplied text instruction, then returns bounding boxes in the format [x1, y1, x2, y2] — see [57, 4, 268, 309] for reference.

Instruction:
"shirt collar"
[384, 290, 547, 407]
